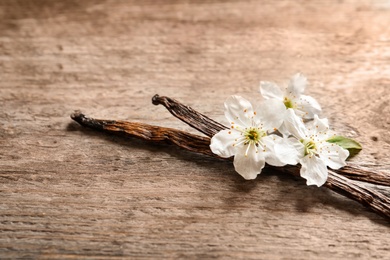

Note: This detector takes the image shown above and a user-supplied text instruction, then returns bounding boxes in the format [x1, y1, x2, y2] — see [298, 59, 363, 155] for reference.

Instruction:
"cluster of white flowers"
[210, 74, 350, 187]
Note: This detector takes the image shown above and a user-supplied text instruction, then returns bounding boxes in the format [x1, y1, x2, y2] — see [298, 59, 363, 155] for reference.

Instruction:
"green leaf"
[326, 135, 362, 158]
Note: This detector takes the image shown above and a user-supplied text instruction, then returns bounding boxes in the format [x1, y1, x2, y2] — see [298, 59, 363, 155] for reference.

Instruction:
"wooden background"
[1, 0, 390, 258]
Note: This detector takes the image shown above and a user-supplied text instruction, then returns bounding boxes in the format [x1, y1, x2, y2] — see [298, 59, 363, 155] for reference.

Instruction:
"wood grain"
[1, 0, 390, 259]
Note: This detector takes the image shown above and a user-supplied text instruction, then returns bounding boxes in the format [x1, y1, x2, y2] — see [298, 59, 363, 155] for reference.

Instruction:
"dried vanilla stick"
[71, 111, 215, 157]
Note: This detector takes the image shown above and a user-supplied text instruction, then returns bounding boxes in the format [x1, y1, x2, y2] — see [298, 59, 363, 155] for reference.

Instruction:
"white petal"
[313, 114, 329, 131]
[260, 81, 284, 100]
[254, 99, 286, 131]
[210, 129, 241, 158]
[300, 155, 328, 187]
[306, 115, 330, 140]
[283, 108, 308, 139]
[286, 73, 307, 97]
[276, 122, 290, 137]
[233, 144, 265, 180]
[261, 135, 285, 167]
[274, 136, 304, 165]
[224, 95, 253, 127]
[318, 142, 349, 169]
[298, 95, 322, 119]
[292, 108, 306, 118]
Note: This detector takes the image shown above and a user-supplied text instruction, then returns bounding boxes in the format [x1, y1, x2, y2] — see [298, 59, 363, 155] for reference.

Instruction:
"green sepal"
[326, 135, 362, 158]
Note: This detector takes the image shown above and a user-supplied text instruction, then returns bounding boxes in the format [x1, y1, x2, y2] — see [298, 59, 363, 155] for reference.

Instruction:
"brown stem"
[152, 94, 226, 137]
[152, 95, 390, 187]
[70, 111, 216, 158]
[326, 170, 390, 217]
[333, 166, 390, 186]
[279, 166, 390, 218]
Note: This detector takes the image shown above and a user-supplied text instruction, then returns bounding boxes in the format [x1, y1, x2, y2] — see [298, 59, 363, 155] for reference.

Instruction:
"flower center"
[301, 139, 317, 156]
[284, 97, 295, 109]
[244, 128, 266, 144]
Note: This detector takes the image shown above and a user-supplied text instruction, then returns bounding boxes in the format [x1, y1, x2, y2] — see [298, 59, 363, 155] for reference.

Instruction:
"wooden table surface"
[1, 0, 389, 259]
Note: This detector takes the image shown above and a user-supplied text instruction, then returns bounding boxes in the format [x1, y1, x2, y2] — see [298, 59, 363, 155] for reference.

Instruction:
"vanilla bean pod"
[278, 166, 390, 218]
[152, 94, 390, 187]
[152, 94, 226, 137]
[70, 111, 216, 158]
[326, 170, 390, 217]
[332, 166, 390, 186]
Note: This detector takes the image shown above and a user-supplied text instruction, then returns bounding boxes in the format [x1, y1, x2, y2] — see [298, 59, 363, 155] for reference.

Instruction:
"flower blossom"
[260, 74, 321, 122]
[276, 110, 349, 186]
[210, 95, 287, 180]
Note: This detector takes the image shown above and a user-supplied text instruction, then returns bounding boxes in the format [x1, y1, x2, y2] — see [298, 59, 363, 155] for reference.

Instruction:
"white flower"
[210, 95, 287, 180]
[260, 73, 321, 120]
[276, 110, 349, 187]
